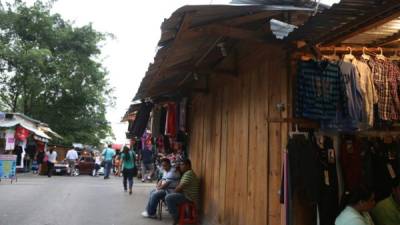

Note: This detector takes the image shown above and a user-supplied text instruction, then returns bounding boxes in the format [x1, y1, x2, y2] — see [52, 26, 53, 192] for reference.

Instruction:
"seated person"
[371, 177, 400, 225]
[165, 159, 200, 225]
[335, 186, 376, 225]
[141, 158, 180, 218]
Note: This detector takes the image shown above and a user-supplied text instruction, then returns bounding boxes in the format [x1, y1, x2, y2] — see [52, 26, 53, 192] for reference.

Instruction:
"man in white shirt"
[66, 147, 79, 176]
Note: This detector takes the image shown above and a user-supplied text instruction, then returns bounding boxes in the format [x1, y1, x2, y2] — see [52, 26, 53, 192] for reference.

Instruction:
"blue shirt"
[338, 61, 363, 123]
[161, 167, 180, 190]
[102, 148, 116, 161]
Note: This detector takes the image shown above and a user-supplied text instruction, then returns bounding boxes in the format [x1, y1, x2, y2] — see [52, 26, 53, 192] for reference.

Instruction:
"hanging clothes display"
[297, 53, 400, 129]
[141, 132, 152, 151]
[321, 60, 364, 131]
[151, 106, 161, 137]
[165, 102, 177, 137]
[285, 133, 320, 225]
[179, 98, 188, 132]
[159, 107, 167, 135]
[131, 102, 153, 138]
[317, 136, 339, 225]
[292, 49, 400, 225]
[340, 135, 363, 193]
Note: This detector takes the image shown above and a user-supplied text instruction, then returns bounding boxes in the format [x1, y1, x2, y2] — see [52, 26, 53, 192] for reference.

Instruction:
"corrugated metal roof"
[288, 0, 400, 46]
[231, 0, 313, 5]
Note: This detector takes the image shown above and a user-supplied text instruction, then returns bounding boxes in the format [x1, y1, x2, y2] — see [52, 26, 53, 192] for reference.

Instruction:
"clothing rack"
[317, 46, 400, 54]
[357, 130, 400, 138]
[267, 117, 319, 128]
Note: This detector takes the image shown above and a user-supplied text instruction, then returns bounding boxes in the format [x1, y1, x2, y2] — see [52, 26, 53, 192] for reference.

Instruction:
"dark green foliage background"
[0, 0, 114, 146]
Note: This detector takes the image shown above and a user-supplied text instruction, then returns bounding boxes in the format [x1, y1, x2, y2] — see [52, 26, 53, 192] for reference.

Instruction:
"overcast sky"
[44, 0, 340, 144]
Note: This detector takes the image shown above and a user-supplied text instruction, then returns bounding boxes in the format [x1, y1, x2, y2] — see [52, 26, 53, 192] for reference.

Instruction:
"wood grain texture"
[187, 43, 288, 225]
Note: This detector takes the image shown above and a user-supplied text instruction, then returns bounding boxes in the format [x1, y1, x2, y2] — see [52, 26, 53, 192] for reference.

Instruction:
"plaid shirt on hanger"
[370, 59, 400, 121]
[387, 61, 400, 120]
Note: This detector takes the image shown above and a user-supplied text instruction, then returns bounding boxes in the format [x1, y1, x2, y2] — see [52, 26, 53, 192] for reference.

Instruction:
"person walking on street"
[140, 145, 155, 182]
[66, 147, 79, 176]
[46, 147, 57, 178]
[120, 146, 136, 194]
[102, 144, 115, 179]
[35, 149, 45, 175]
[93, 152, 102, 176]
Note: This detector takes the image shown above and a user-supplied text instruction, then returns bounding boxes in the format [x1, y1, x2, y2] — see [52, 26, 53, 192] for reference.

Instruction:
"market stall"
[128, 1, 400, 225]
[0, 113, 52, 171]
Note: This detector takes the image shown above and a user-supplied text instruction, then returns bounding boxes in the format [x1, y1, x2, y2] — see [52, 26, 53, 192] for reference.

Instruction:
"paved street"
[0, 174, 173, 225]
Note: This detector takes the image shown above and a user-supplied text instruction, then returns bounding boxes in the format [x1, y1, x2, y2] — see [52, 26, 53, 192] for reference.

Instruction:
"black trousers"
[123, 168, 134, 190]
[47, 162, 54, 177]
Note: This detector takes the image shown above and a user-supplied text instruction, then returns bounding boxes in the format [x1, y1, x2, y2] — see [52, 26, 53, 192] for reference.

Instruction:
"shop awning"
[19, 122, 51, 140]
[0, 119, 51, 140]
[0, 120, 20, 128]
[39, 126, 63, 139]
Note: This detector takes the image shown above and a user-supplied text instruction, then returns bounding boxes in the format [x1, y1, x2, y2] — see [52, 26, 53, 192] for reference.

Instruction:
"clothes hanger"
[322, 47, 340, 62]
[289, 124, 308, 139]
[343, 47, 355, 62]
[388, 50, 400, 61]
[376, 47, 386, 60]
[361, 47, 371, 61]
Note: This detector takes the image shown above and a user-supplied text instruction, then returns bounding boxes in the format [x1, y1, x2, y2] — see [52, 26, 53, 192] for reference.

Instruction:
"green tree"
[0, 0, 114, 146]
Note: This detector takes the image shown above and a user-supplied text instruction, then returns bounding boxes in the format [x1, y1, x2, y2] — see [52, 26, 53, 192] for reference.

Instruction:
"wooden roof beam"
[184, 24, 270, 42]
[187, 11, 279, 30]
[146, 12, 195, 92]
[320, 1, 400, 45]
[373, 30, 400, 46]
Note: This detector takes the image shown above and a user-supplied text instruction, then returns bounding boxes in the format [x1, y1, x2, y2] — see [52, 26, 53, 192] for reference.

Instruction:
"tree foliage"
[0, 0, 114, 146]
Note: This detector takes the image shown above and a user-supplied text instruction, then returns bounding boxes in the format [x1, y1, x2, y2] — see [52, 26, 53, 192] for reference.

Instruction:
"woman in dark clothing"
[35, 149, 45, 175]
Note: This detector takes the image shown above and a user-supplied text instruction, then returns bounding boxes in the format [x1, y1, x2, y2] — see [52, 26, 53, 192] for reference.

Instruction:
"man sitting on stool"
[165, 158, 200, 225]
[142, 158, 180, 218]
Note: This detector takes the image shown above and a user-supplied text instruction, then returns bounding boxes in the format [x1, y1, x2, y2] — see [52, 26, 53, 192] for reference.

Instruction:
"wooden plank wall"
[188, 42, 289, 225]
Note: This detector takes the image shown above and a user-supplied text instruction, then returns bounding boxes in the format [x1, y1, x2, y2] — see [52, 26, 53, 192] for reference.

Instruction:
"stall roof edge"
[287, 0, 400, 46]
[133, 3, 318, 101]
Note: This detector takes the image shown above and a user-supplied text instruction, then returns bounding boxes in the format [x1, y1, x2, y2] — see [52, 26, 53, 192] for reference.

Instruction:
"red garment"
[15, 126, 30, 141]
[340, 137, 363, 192]
[165, 103, 177, 137]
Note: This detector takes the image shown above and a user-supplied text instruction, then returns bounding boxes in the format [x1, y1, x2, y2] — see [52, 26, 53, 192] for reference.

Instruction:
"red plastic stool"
[178, 202, 198, 225]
